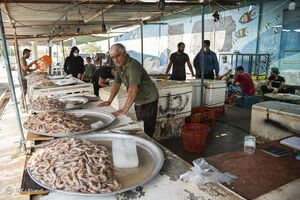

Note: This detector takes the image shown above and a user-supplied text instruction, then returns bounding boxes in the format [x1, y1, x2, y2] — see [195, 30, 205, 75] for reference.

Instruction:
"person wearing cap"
[97, 43, 159, 138]
[226, 66, 256, 103]
[193, 40, 219, 80]
[218, 55, 233, 83]
[64, 46, 85, 79]
[91, 66, 116, 97]
[165, 42, 195, 80]
[261, 67, 295, 94]
[20, 48, 38, 93]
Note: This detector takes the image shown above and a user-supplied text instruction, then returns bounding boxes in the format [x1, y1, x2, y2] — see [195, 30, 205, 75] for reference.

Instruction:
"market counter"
[22, 99, 244, 200]
[205, 138, 300, 200]
[100, 80, 193, 140]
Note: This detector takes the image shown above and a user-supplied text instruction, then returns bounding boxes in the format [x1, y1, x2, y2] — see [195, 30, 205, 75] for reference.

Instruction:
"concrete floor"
[158, 106, 251, 164]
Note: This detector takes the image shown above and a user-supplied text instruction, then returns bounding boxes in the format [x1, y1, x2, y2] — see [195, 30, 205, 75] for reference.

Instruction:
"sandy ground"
[0, 65, 29, 200]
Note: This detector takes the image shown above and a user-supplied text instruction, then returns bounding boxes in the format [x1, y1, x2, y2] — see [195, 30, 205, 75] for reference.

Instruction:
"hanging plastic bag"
[180, 158, 237, 186]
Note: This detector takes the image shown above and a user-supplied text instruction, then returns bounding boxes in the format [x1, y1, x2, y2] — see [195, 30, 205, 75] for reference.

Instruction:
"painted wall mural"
[113, 1, 300, 85]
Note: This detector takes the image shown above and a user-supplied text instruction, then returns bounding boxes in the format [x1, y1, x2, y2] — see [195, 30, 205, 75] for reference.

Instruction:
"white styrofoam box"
[186, 79, 226, 108]
[204, 87, 226, 107]
[155, 80, 193, 121]
[99, 84, 136, 116]
[250, 101, 300, 143]
[100, 81, 193, 121]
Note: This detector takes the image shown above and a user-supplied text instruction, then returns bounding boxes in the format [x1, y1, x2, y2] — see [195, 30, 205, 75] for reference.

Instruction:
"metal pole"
[200, 5, 205, 106]
[108, 32, 110, 50]
[140, 23, 144, 66]
[49, 43, 52, 74]
[0, 11, 25, 147]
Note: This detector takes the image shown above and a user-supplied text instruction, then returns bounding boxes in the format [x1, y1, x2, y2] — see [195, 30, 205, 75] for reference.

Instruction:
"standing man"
[97, 43, 159, 138]
[91, 66, 115, 97]
[193, 40, 219, 80]
[261, 67, 295, 94]
[103, 51, 115, 67]
[20, 48, 38, 94]
[165, 42, 195, 80]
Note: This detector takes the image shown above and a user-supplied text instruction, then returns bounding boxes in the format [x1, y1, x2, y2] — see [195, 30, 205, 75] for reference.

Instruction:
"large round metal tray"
[23, 109, 115, 137]
[30, 97, 89, 113]
[27, 133, 164, 196]
[33, 78, 77, 89]
[265, 93, 300, 102]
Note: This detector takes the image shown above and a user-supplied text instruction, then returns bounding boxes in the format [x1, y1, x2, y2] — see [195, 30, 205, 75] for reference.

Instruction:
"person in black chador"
[64, 46, 85, 79]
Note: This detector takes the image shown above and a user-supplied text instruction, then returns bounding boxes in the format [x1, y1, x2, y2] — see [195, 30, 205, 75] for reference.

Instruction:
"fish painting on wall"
[239, 9, 257, 24]
[235, 27, 248, 39]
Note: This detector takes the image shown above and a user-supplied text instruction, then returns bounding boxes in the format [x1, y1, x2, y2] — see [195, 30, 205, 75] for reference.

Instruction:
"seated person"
[91, 66, 115, 97]
[226, 66, 256, 103]
[218, 55, 233, 85]
[261, 67, 295, 94]
[83, 57, 96, 82]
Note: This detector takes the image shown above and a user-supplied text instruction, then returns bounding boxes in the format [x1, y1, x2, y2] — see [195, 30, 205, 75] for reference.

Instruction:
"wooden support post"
[241, 55, 244, 66]
[248, 55, 253, 74]
[48, 43, 52, 74]
[256, 55, 261, 80]
[13, 25, 27, 112]
[235, 54, 238, 70]
[266, 54, 270, 78]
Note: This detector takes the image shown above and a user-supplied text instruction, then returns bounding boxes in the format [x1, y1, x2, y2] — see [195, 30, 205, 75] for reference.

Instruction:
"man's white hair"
[110, 43, 126, 54]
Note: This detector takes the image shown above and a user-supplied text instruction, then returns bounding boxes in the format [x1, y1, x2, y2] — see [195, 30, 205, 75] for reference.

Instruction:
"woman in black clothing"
[64, 46, 85, 79]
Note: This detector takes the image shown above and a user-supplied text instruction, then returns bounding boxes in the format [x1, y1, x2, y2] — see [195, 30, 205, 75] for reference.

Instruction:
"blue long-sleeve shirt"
[193, 50, 219, 76]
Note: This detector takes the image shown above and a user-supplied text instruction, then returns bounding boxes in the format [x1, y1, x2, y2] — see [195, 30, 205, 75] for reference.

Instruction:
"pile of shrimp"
[32, 79, 57, 87]
[23, 111, 90, 133]
[30, 98, 66, 111]
[29, 137, 120, 193]
[26, 72, 57, 87]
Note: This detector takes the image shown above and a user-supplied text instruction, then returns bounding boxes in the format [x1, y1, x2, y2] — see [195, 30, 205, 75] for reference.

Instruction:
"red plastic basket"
[181, 123, 210, 153]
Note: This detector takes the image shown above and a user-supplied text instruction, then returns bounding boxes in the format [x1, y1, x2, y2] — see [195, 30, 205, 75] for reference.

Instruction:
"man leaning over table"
[97, 43, 159, 138]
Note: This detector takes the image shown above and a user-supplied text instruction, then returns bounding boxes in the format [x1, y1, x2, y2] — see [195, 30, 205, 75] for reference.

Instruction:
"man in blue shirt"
[193, 40, 219, 80]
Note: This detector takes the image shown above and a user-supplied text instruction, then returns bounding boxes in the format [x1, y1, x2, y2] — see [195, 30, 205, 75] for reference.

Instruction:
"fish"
[239, 9, 257, 24]
[265, 22, 271, 30]
[273, 27, 280, 34]
[235, 28, 248, 39]
[274, 14, 280, 21]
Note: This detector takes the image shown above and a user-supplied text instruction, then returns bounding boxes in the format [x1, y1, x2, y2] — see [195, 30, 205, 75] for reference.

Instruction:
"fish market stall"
[100, 80, 193, 140]
[25, 73, 93, 102]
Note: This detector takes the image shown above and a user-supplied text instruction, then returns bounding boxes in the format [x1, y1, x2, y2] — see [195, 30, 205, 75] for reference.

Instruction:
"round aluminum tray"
[23, 109, 115, 137]
[31, 97, 89, 113]
[27, 133, 164, 196]
[33, 78, 77, 89]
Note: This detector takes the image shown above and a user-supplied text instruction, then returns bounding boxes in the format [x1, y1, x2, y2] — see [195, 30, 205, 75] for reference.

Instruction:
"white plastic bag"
[180, 158, 237, 186]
